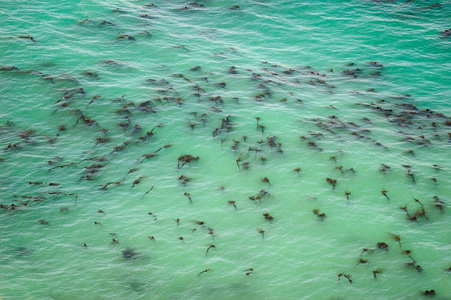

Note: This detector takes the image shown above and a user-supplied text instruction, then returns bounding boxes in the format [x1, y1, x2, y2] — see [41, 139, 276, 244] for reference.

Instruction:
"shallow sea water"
[0, 0, 450, 299]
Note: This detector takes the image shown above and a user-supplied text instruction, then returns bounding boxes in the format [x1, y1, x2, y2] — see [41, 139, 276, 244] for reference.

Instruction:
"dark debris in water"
[0, 2, 450, 298]
[122, 248, 137, 259]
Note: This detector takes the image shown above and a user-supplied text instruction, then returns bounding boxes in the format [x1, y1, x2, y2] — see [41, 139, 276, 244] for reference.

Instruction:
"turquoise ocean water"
[1, 0, 450, 299]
